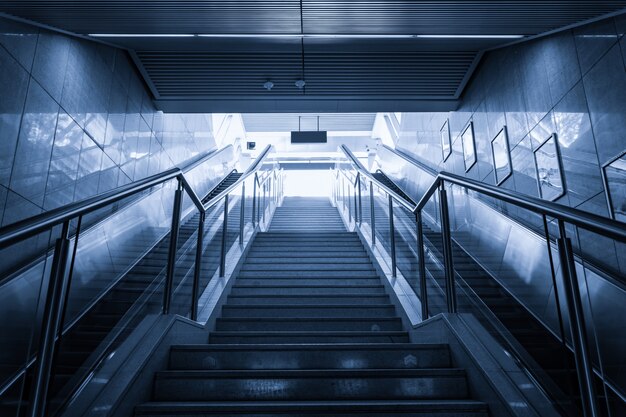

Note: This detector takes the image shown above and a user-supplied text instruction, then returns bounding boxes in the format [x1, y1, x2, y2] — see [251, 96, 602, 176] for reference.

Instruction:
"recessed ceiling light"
[89, 33, 524, 40]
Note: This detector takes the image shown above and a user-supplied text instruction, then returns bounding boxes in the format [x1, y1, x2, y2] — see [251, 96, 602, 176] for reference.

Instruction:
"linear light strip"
[89, 33, 524, 39]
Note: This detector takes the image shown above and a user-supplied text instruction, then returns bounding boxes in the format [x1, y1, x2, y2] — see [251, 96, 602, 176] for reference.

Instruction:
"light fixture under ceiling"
[89, 33, 525, 40]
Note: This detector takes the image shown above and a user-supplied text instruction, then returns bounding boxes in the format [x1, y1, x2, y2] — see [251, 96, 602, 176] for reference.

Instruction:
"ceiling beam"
[154, 97, 459, 113]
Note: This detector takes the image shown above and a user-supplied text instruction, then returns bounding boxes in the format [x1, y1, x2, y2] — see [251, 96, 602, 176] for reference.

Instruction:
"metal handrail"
[202, 145, 273, 211]
[1, 144, 278, 417]
[380, 144, 626, 243]
[339, 145, 417, 213]
[0, 146, 232, 248]
[337, 143, 618, 417]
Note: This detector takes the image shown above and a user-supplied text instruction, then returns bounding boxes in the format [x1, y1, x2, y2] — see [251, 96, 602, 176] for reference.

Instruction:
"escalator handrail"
[343, 144, 626, 243]
[339, 145, 417, 213]
[201, 144, 274, 210]
[0, 145, 233, 249]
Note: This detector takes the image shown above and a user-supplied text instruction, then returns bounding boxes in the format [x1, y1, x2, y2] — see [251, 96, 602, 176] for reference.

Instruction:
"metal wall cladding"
[0, 16, 220, 230]
[393, 14, 626, 279]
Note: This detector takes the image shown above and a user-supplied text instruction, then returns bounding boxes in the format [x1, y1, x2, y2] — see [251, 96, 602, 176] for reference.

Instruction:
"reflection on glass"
[461, 122, 476, 172]
[491, 127, 512, 185]
[603, 151, 626, 222]
[534, 135, 564, 201]
[440, 119, 451, 162]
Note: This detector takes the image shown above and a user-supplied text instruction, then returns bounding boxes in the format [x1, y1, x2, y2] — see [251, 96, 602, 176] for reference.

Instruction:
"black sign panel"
[291, 131, 327, 144]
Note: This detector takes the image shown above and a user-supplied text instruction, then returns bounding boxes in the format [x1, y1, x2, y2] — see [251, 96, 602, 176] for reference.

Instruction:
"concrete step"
[215, 317, 402, 331]
[152, 368, 468, 401]
[241, 263, 375, 271]
[135, 400, 489, 416]
[260, 232, 356, 237]
[222, 305, 397, 318]
[235, 278, 382, 286]
[250, 246, 367, 253]
[225, 295, 389, 305]
[246, 251, 368, 258]
[238, 270, 379, 278]
[169, 343, 451, 370]
[208, 331, 410, 344]
[252, 241, 363, 248]
[230, 286, 386, 296]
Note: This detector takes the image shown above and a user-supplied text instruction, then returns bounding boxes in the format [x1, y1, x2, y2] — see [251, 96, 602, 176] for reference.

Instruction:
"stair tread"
[157, 368, 464, 378]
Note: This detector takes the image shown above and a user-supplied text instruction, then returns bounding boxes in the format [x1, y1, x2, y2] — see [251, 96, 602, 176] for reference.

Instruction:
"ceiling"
[242, 113, 376, 132]
[2, 1, 626, 113]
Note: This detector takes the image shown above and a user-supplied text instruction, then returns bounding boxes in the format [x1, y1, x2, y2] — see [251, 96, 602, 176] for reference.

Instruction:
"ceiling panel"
[243, 113, 376, 132]
[2, 1, 625, 35]
[2, 1, 625, 112]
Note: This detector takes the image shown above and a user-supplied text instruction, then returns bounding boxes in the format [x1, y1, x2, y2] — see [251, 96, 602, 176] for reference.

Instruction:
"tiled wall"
[396, 14, 626, 223]
[0, 17, 217, 227]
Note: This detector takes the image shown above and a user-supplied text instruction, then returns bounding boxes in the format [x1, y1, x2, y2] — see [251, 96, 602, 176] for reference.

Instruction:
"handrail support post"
[164, 179, 183, 314]
[416, 211, 429, 320]
[219, 194, 229, 277]
[370, 181, 376, 245]
[239, 182, 245, 245]
[388, 194, 397, 278]
[191, 210, 205, 321]
[357, 174, 362, 226]
[438, 183, 456, 313]
[28, 221, 71, 417]
[557, 221, 599, 417]
[252, 175, 257, 227]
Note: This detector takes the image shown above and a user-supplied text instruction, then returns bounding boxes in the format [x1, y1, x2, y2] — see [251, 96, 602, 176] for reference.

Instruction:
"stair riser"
[215, 319, 402, 331]
[230, 287, 386, 296]
[235, 279, 382, 286]
[241, 264, 375, 272]
[222, 307, 397, 318]
[238, 271, 379, 278]
[136, 408, 487, 417]
[225, 296, 389, 306]
[169, 346, 451, 370]
[244, 257, 370, 264]
[153, 374, 467, 401]
[209, 334, 410, 344]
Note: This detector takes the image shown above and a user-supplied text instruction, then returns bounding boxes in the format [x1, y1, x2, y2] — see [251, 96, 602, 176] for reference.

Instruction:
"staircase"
[136, 197, 489, 416]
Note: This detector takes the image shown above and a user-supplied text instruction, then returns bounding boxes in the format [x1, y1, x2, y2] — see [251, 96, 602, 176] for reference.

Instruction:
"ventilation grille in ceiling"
[137, 50, 477, 97]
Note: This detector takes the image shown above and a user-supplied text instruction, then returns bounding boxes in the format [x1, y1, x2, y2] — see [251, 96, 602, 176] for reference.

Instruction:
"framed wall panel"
[602, 150, 626, 222]
[491, 126, 512, 185]
[461, 121, 476, 172]
[533, 134, 565, 201]
[440, 119, 451, 162]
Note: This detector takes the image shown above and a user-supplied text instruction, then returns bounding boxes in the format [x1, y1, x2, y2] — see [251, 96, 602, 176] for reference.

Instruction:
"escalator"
[46, 171, 245, 410]
[0, 144, 283, 417]
[370, 169, 581, 413]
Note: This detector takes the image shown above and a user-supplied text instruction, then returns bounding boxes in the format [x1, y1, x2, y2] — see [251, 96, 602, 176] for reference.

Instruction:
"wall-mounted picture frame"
[533, 134, 565, 201]
[491, 126, 512, 185]
[440, 119, 451, 162]
[461, 121, 477, 172]
[602, 150, 626, 222]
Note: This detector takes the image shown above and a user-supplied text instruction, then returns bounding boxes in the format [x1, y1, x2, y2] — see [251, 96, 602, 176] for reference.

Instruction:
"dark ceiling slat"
[2, 1, 624, 105]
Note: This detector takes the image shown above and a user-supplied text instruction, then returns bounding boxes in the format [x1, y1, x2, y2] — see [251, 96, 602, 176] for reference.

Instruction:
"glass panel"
[603, 151, 626, 222]
[441, 119, 451, 162]
[534, 135, 564, 201]
[0, 230, 56, 417]
[48, 184, 178, 413]
[391, 199, 419, 294]
[446, 183, 581, 415]
[462, 121, 477, 172]
[491, 127, 512, 185]
[573, 226, 626, 417]
[420, 191, 447, 317]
